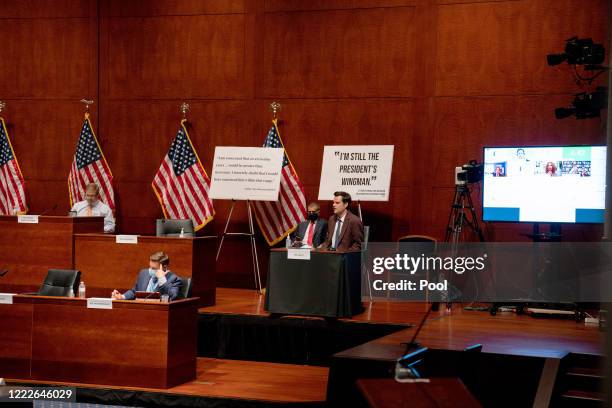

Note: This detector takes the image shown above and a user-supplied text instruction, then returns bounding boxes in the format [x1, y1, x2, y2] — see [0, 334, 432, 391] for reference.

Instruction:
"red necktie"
[307, 222, 315, 246]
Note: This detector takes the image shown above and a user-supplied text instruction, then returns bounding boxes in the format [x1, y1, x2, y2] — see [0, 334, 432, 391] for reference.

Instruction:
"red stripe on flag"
[1, 165, 16, 210]
[252, 203, 276, 242]
[154, 169, 181, 219]
[7, 161, 25, 210]
[176, 173, 203, 224]
[182, 169, 208, 222]
[263, 201, 284, 237]
[153, 176, 178, 219]
[91, 161, 114, 209]
[283, 166, 306, 216]
[189, 166, 214, 216]
[0, 168, 11, 213]
[161, 160, 189, 219]
[69, 161, 81, 203]
[279, 180, 300, 226]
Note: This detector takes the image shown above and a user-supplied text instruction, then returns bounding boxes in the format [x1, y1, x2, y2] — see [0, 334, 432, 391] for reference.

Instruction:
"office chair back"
[156, 219, 195, 237]
[178, 276, 192, 299]
[398, 234, 437, 243]
[38, 269, 81, 297]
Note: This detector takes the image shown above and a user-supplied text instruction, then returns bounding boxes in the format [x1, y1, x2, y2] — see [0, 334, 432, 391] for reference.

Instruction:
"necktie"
[86, 206, 93, 216]
[307, 221, 315, 246]
[332, 219, 342, 249]
[147, 276, 158, 292]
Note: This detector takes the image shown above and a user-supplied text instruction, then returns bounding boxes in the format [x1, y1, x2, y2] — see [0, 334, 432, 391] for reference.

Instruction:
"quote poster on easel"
[318, 145, 395, 201]
[209, 146, 284, 201]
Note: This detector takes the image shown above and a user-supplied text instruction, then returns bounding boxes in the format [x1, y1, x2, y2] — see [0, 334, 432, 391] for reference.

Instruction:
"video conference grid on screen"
[483, 146, 606, 223]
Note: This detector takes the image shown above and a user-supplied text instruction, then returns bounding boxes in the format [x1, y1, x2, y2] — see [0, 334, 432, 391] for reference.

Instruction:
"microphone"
[145, 291, 160, 299]
[0, 269, 8, 277]
[39, 204, 58, 216]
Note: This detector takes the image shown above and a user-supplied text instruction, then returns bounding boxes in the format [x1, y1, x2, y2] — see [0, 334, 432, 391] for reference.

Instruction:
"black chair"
[398, 234, 438, 244]
[156, 219, 195, 237]
[38, 269, 81, 297]
[178, 276, 192, 299]
[395, 235, 438, 302]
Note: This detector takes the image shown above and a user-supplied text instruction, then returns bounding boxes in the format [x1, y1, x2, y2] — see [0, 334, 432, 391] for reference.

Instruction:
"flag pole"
[80, 99, 94, 118]
[180, 102, 190, 121]
[269, 101, 281, 119]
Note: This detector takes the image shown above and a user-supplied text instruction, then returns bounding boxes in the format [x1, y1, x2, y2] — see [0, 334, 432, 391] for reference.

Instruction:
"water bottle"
[78, 281, 86, 298]
[285, 235, 292, 248]
[179, 227, 185, 238]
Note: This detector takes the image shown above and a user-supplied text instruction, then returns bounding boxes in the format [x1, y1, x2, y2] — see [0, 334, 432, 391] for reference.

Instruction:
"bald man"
[70, 183, 115, 233]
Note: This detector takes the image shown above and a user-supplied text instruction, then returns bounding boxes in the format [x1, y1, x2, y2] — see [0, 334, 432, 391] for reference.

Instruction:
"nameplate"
[87, 298, 113, 309]
[116, 235, 138, 244]
[17, 215, 39, 224]
[288, 248, 311, 260]
[0, 293, 15, 304]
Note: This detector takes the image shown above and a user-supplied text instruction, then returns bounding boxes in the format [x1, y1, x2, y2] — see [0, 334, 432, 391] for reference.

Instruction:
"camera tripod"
[440, 183, 485, 311]
[444, 184, 484, 244]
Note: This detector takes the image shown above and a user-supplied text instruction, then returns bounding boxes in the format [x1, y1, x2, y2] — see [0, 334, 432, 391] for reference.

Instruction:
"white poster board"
[209, 147, 285, 201]
[318, 145, 394, 201]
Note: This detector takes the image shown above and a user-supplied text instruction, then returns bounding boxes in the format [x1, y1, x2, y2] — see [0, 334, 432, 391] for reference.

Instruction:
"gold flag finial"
[80, 99, 94, 113]
[0, 101, 5, 115]
[269, 102, 282, 119]
[180, 102, 190, 120]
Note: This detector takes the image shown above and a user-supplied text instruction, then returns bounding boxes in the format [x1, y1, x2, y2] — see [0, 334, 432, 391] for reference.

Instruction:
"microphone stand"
[401, 302, 434, 353]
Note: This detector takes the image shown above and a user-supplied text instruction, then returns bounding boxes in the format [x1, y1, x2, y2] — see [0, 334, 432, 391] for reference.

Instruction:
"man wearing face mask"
[111, 251, 182, 300]
[290, 202, 328, 248]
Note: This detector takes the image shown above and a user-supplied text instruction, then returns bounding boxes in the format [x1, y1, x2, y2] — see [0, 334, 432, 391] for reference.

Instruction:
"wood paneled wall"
[0, 0, 608, 287]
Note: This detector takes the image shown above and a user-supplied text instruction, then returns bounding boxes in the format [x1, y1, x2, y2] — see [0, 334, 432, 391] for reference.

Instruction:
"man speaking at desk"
[321, 191, 364, 251]
[70, 183, 115, 233]
[111, 251, 182, 300]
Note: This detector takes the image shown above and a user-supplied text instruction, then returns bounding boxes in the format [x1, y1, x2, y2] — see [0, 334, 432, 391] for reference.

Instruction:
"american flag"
[253, 120, 306, 245]
[152, 120, 214, 231]
[0, 117, 27, 214]
[68, 114, 115, 210]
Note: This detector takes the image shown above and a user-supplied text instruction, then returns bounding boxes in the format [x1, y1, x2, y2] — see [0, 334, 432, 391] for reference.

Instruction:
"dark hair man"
[111, 251, 182, 300]
[321, 191, 364, 251]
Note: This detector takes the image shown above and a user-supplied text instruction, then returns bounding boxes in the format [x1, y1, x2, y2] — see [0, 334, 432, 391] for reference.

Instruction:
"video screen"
[483, 146, 606, 223]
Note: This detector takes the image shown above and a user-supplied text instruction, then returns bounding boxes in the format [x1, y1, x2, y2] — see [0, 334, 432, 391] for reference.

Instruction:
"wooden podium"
[0, 295, 198, 388]
[0, 215, 103, 293]
[74, 234, 217, 306]
[265, 248, 362, 318]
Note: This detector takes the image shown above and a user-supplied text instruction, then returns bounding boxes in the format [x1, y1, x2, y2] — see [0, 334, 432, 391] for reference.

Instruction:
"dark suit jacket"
[322, 210, 364, 251]
[123, 269, 182, 301]
[290, 218, 328, 248]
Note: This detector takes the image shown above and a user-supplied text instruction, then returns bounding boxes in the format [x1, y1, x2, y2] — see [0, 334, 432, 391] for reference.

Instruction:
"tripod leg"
[216, 200, 236, 261]
[465, 189, 485, 242]
[445, 188, 461, 242]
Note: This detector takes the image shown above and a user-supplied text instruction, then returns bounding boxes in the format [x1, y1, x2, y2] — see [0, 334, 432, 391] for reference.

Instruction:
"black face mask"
[307, 212, 319, 221]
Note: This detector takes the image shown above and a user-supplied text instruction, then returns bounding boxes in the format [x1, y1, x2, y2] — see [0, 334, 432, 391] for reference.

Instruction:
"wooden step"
[561, 389, 604, 407]
[564, 368, 603, 393]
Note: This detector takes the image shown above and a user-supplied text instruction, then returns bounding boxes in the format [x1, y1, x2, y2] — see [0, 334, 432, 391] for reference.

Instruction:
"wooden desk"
[0, 295, 198, 388]
[265, 249, 362, 318]
[0, 216, 103, 293]
[74, 234, 216, 306]
[357, 378, 482, 408]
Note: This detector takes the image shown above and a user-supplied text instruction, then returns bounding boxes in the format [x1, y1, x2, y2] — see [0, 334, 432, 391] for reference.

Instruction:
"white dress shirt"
[71, 199, 115, 233]
[331, 213, 346, 249]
